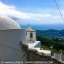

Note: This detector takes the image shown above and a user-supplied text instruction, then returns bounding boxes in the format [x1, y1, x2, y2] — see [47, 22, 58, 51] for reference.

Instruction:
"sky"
[0, 0, 64, 26]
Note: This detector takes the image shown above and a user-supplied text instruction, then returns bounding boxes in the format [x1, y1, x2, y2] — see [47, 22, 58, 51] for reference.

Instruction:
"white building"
[26, 27, 51, 56]
[0, 15, 51, 61]
[26, 27, 36, 43]
[0, 16, 27, 61]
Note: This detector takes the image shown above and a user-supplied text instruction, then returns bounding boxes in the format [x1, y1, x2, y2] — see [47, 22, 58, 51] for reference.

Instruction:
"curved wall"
[0, 29, 26, 61]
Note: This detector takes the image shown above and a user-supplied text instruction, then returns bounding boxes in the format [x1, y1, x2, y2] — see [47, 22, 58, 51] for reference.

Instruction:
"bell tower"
[26, 27, 36, 43]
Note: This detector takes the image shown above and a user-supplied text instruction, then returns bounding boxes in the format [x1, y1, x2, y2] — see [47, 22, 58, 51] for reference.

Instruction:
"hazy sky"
[0, 0, 64, 25]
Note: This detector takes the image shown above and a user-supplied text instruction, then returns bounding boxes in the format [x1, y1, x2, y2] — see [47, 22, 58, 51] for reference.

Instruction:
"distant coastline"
[20, 24, 64, 30]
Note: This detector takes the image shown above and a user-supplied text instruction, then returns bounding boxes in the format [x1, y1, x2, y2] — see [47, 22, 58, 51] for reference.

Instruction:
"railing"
[52, 52, 64, 63]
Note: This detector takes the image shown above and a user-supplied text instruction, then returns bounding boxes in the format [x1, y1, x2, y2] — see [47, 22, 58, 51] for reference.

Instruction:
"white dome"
[0, 16, 20, 30]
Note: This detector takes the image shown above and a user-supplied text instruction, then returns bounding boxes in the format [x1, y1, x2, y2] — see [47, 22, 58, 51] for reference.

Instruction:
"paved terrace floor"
[27, 41, 51, 55]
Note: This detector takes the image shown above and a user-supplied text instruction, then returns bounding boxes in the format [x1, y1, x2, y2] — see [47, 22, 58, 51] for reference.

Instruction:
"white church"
[0, 16, 51, 61]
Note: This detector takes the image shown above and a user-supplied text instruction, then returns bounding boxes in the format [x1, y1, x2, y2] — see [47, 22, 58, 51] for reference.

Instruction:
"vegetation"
[36, 30, 64, 39]
[37, 36, 64, 54]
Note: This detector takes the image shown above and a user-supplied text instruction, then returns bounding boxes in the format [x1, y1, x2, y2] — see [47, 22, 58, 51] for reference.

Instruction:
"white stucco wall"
[26, 31, 36, 43]
[0, 29, 27, 61]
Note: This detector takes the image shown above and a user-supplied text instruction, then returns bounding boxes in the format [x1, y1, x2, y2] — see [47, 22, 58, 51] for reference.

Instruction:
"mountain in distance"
[18, 23, 64, 39]
[36, 29, 64, 39]
[20, 24, 64, 39]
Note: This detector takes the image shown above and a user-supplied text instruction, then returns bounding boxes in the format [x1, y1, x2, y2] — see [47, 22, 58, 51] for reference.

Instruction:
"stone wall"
[21, 44, 64, 64]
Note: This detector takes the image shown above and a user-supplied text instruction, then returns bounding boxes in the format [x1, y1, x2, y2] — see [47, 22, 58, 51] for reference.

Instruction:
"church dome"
[0, 16, 20, 30]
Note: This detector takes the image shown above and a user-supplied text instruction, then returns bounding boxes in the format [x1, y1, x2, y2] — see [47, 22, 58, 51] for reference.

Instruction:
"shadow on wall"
[34, 42, 41, 48]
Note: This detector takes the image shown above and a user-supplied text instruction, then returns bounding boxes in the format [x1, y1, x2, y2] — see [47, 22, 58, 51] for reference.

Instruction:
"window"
[30, 33, 33, 38]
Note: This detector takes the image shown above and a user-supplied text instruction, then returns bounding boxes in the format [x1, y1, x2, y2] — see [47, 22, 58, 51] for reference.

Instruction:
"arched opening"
[26, 33, 27, 36]
[30, 32, 33, 38]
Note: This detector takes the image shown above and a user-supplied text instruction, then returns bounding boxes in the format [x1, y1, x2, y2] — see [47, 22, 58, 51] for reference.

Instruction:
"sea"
[20, 24, 64, 30]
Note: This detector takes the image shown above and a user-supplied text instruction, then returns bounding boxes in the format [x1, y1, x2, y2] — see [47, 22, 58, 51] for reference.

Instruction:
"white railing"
[52, 53, 64, 63]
